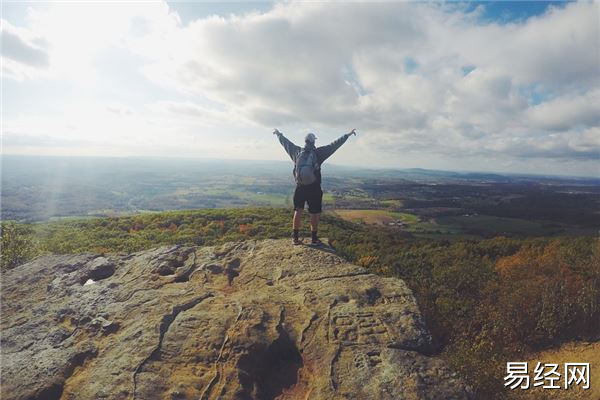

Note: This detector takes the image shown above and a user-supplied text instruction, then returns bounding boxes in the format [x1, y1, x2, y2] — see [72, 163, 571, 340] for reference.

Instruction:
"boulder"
[1, 239, 472, 399]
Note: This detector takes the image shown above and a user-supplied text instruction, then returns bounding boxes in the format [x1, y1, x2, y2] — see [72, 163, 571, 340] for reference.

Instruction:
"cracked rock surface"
[1, 239, 472, 400]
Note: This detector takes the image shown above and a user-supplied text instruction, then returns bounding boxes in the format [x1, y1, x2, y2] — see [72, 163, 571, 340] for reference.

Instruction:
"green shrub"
[1, 221, 35, 271]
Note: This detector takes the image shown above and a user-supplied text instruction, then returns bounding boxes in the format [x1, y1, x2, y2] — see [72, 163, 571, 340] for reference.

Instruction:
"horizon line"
[3, 153, 598, 180]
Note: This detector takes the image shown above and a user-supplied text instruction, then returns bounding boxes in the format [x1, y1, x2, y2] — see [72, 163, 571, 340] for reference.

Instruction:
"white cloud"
[1, 20, 49, 67]
[137, 1, 599, 164]
[3, 3, 181, 85]
[526, 89, 600, 131]
[1, 19, 50, 80]
[3, 1, 599, 175]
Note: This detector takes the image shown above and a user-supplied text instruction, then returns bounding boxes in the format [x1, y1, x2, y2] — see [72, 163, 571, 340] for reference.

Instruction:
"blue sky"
[2, 1, 598, 176]
[165, 1, 571, 25]
[464, 1, 571, 22]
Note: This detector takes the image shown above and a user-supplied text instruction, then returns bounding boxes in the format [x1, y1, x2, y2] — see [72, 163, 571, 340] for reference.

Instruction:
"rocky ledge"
[1, 239, 472, 399]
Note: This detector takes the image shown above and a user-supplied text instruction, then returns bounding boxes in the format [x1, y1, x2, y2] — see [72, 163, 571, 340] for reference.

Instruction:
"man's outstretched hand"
[349, 129, 357, 136]
[273, 129, 281, 135]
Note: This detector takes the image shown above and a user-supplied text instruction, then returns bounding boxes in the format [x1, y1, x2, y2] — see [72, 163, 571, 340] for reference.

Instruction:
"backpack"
[294, 148, 319, 185]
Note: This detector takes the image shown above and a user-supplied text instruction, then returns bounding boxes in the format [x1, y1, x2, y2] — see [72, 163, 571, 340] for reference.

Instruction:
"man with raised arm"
[273, 128, 357, 246]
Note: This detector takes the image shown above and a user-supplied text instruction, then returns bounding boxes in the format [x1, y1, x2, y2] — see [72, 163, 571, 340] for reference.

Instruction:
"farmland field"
[322, 191, 335, 204]
[332, 209, 419, 225]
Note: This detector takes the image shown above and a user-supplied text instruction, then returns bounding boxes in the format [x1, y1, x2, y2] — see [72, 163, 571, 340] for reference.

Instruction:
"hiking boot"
[292, 238, 304, 245]
[311, 238, 324, 247]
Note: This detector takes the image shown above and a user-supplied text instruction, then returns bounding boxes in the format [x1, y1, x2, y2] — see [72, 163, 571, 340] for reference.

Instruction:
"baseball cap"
[305, 132, 317, 142]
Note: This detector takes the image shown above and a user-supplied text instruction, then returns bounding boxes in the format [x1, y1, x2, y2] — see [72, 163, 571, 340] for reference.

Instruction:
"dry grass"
[507, 341, 600, 400]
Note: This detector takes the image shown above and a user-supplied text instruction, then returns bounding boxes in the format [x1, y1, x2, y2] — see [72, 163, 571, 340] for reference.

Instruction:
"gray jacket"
[276, 132, 351, 185]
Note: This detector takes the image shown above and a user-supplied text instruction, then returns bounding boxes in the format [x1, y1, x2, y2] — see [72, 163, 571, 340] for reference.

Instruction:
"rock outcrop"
[1, 239, 471, 399]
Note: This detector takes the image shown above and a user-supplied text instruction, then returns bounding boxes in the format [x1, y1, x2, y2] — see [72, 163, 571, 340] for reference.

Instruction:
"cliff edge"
[1, 239, 471, 399]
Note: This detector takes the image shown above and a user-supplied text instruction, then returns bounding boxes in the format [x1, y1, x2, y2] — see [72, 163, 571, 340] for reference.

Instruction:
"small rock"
[90, 317, 119, 335]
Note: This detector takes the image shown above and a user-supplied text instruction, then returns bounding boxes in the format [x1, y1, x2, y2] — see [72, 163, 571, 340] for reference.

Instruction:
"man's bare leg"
[292, 209, 303, 243]
[310, 213, 321, 244]
[293, 209, 303, 230]
[310, 212, 320, 232]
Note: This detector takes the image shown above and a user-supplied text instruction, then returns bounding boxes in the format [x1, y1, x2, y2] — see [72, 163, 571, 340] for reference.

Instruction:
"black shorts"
[293, 183, 323, 214]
